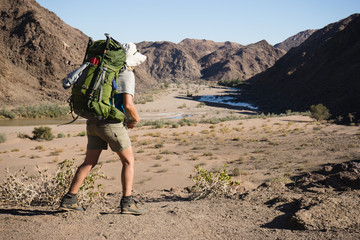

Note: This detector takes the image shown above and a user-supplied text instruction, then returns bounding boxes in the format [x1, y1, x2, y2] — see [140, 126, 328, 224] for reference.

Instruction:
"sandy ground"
[0, 84, 360, 239]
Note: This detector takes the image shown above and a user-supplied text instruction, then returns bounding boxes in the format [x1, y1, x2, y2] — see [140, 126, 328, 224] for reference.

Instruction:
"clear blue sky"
[36, 0, 359, 45]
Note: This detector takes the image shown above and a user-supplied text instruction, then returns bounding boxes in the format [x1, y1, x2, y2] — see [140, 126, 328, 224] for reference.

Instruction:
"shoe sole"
[121, 210, 146, 215]
[59, 206, 85, 212]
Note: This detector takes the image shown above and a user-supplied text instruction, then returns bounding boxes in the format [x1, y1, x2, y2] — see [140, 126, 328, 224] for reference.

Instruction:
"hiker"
[60, 42, 147, 215]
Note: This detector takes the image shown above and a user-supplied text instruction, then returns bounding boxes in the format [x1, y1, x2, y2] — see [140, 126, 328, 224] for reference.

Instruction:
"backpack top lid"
[122, 42, 147, 67]
[87, 39, 126, 72]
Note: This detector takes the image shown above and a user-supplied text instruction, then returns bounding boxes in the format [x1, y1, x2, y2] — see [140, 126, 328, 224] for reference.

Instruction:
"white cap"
[122, 42, 147, 67]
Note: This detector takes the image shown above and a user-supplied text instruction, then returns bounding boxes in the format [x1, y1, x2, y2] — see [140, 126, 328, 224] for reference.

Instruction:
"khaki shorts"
[86, 121, 131, 152]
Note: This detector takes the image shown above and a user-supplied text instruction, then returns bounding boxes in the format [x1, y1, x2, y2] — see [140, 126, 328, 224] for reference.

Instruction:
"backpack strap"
[98, 67, 107, 102]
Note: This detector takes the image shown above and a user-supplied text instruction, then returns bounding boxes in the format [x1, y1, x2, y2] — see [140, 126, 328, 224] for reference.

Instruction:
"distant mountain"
[199, 40, 285, 81]
[274, 30, 316, 51]
[247, 14, 360, 120]
[178, 38, 242, 60]
[136, 41, 202, 82]
[136, 39, 285, 83]
[0, 0, 322, 108]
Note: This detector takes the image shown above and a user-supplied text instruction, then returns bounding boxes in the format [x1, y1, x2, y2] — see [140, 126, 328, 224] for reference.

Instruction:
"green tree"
[310, 104, 331, 121]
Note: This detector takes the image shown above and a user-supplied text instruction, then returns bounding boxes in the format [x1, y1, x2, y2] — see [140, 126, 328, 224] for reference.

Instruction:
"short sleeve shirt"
[117, 68, 135, 97]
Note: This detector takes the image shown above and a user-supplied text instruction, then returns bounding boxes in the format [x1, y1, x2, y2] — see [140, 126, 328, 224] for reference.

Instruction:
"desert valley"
[0, 0, 359, 239]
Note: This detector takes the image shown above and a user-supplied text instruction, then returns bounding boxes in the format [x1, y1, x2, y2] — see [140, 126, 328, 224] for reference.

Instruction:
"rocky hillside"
[0, 0, 289, 107]
[178, 38, 239, 60]
[247, 14, 360, 120]
[274, 30, 316, 52]
[136, 39, 285, 83]
[199, 40, 285, 81]
[0, 0, 88, 106]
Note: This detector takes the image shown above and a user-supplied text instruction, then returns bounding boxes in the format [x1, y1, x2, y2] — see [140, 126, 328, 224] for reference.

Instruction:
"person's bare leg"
[116, 146, 135, 196]
[68, 149, 102, 194]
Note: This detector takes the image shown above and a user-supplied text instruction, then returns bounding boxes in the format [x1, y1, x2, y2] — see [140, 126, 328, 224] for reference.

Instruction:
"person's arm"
[123, 93, 139, 129]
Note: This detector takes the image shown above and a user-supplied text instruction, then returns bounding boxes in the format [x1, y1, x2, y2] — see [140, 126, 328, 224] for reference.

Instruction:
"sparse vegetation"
[0, 159, 106, 206]
[178, 103, 187, 109]
[57, 132, 66, 138]
[32, 126, 55, 141]
[191, 165, 239, 200]
[0, 108, 16, 119]
[218, 78, 244, 88]
[0, 104, 69, 119]
[77, 131, 86, 137]
[17, 132, 30, 139]
[310, 104, 331, 121]
[35, 145, 45, 151]
[0, 133, 6, 143]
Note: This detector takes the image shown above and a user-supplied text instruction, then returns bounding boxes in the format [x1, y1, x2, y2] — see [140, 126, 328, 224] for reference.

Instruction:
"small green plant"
[196, 102, 206, 108]
[34, 145, 45, 151]
[17, 132, 30, 139]
[0, 158, 106, 207]
[49, 148, 63, 156]
[57, 133, 66, 138]
[232, 168, 242, 176]
[77, 131, 86, 137]
[0, 133, 6, 143]
[32, 126, 55, 141]
[154, 143, 164, 149]
[310, 104, 331, 121]
[178, 103, 187, 109]
[191, 165, 239, 200]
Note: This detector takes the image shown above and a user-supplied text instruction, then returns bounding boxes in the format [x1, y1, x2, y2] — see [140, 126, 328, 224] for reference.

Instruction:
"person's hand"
[126, 119, 138, 129]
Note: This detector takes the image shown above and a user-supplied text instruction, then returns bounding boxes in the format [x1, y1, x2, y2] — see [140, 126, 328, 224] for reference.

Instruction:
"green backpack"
[66, 34, 126, 123]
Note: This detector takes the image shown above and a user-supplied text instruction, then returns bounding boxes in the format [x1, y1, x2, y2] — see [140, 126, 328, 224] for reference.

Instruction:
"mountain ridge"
[247, 14, 360, 120]
[0, 0, 355, 119]
[274, 30, 316, 51]
[0, 0, 288, 107]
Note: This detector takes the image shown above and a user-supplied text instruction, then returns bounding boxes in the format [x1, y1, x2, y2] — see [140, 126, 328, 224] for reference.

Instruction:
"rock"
[291, 193, 360, 230]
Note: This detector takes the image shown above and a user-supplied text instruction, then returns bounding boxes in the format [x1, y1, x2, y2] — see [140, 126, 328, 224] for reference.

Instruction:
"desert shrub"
[196, 102, 206, 108]
[0, 158, 105, 207]
[218, 78, 243, 88]
[138, 120, 174, 128]
[178, 118, 197, 126]
[35, 145, 45, 151]
[57, 132, 66, 138]
[191, 165, 239, 200]
[232, 168, 242, 176]
[310, 104, 331, 121]
[153, 121, 165, 129]
[154, 143, 164, 149]
[14, 103, 69, 118]
[178, 103, 187, 109]
[200, 115, 241, 124]
[77, 131, 86, 137]
[171, 122, 180, 128]
[0, 108, 16, 119]
[32, 126, 55, 141]
[134, 94, 154, 104]
[200, 118, 221, 124]
[17, 132, 30, 139]
[0, 133, 6, 143]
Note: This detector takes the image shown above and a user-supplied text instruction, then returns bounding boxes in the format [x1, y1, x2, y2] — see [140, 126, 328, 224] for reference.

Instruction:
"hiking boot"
[120, 196, 146, 215]
[59, 192, 85, 212]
